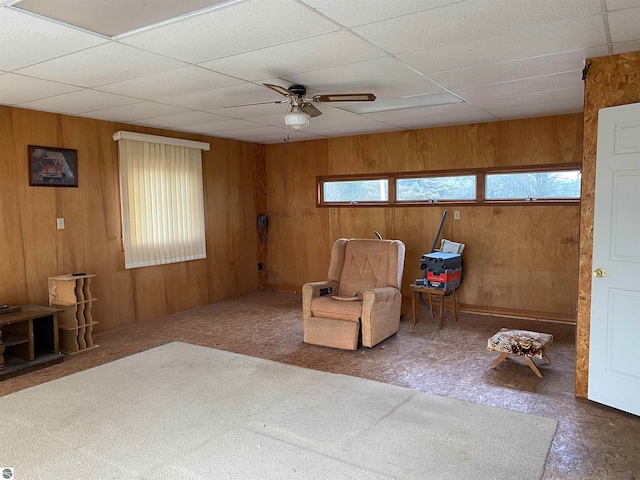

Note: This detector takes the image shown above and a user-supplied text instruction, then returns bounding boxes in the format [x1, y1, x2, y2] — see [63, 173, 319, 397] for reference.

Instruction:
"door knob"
[593, 268, 606, 278]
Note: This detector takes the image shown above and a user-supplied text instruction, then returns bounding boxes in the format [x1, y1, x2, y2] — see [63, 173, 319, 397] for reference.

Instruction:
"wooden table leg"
[490, 352, 509, 369]
[524, 356, 544, 378]
[452, 289, 458, 322]
[412, 290, 417, 325]
[0, 328, 5, 371]
[428, 293, 434, 318]
[439, 294, 445, 329]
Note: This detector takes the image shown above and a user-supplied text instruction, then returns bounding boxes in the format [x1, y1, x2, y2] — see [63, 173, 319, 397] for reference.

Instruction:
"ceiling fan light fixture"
[284, 105, 310, 130]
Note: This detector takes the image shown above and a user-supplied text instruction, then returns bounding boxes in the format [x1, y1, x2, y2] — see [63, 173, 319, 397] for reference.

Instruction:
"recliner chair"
[302, 238, 406, 350]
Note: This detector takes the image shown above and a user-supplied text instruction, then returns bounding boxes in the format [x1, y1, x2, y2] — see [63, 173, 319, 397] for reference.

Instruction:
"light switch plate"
[454, 211, 460, 220]
[56, 218, 65, 230]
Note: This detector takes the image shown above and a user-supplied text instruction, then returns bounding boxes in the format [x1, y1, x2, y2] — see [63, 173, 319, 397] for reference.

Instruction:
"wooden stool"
[410, 284, 457, 329]
[487, 328, 553, 378]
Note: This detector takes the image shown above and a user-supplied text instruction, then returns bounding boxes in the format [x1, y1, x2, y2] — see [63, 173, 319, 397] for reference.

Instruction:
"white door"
[588, 102, 640, 416]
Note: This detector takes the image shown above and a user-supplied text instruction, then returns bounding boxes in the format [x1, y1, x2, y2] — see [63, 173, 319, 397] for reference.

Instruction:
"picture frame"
[28, 145, 78, 187]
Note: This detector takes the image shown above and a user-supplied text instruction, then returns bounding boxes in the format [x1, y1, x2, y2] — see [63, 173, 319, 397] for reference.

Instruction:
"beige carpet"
[0, 342, 557, 479]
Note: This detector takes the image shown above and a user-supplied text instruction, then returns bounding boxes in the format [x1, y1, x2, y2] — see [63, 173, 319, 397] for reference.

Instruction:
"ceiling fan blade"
[263, 83, 293, 97]
[302, 103, 322, 118]
[223, 99, 287, 108]
[313, 93, 376, 102]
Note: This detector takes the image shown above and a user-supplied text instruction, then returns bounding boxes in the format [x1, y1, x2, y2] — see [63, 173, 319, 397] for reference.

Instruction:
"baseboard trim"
[273, 285, 300, 294]
[455, 303, 576, 325]
[275, 285, 577, 325]
[408, 296, 576, 324]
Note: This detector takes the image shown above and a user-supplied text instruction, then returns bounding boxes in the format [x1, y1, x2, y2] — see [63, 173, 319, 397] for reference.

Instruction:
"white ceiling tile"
[453, 70, 583, 102]
[428, 48, 607, 90]
[247, 130, 325, 144]
[282, 130, 327, 141]
[184, 119, 264, 134]
[307, 123, 403, 137]
[1, 0, 631, 143]
[0, 74, 82, 105]
[326, 80, 445, 101]
[216, 125, 285, 139]
[281, 57, 443, 99]
[612, 39, 640, 53]
[161, 83, 282, 110]
[18, 89, 142, 114]
[0, 7, 107, 71]
[362, 102, 483, 123]
[471, 86, 584, 110]
[399, 16, 608, 75]
[605, 0, 640, 10]
[80, 102, 192, 121]
[209, 102, 290, 120]
[250, 105, 392, 133]
[608, 7, 640, 42]
[249, 113, 289, 127]
[138, 111, 233, 128]
[337, 92, 461, 114]
[486, 98, 584, 120]
[120, 0, 339, 64]
[199, 31, 386, 82]
[14, 0, 234, 37]
[382, 111, 498, 129]
[297, 0, 457, 27]
[353, 0, 602, 54]
[95, 66, 242, 100]
[16, 43, 186, 88]
[301, 107, 390, 132]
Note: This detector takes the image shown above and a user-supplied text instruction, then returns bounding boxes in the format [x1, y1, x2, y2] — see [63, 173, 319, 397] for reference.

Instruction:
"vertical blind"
[115, 133, 208, 269]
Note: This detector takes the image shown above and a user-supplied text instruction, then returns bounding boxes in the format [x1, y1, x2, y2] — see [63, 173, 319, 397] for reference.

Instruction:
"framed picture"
[28, 145, 78, 187]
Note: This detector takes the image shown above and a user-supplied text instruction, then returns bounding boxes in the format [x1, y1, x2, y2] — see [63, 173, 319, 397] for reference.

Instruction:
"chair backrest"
[328, 238, 405, 296]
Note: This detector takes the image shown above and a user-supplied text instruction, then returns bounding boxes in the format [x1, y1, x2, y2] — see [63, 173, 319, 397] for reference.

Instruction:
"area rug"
[0, 342, 557, 479]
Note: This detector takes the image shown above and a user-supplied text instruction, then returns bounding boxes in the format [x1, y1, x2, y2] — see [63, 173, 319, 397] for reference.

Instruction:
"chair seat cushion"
[487, 328, 553, 359]
[310, 295, 362, 322]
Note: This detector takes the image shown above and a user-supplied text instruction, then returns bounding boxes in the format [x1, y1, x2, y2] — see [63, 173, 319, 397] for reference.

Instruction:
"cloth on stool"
[487, 328, 553, 360]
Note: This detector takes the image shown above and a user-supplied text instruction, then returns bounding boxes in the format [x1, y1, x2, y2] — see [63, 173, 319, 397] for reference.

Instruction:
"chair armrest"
[302, 280, 339, 320]
[361, 287, 403, 347]
[362, 287, 401, 305]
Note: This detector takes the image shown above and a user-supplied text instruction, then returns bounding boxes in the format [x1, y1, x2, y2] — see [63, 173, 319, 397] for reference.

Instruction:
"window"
[396, 175, 476, 202]
[485, 170, 581, 200]
[114, 131, 209, 269]
[322, 178, 388, 204]
[317, 165, 580, 207]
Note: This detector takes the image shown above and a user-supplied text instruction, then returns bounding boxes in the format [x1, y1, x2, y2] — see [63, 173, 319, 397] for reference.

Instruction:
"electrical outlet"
[56, 218, 65, 230]
[454, 211, 460, 220]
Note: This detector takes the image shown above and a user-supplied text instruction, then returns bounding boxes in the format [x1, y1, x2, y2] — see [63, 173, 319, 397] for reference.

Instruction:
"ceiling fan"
[226, 83, 376, 130]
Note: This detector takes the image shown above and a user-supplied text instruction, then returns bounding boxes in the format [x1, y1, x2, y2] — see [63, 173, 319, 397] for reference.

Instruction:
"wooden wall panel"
[265, 114, 583, 318]
[0, 106, 261, 332]
[254, 144, 268, 290]
[576, 51, 640, 397]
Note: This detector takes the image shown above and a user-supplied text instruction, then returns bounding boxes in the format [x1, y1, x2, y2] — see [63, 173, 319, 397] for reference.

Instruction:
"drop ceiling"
[1, 0, 639, 144]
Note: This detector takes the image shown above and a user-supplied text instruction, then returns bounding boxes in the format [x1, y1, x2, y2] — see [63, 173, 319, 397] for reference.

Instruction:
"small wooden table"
[410, 284, 458, 329]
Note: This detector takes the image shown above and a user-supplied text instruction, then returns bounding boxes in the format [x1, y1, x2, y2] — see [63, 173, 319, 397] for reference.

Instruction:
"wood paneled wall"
[576, 51, 640, 397]
[0, 106, 261, 331]
[265, 114, 583, 318]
